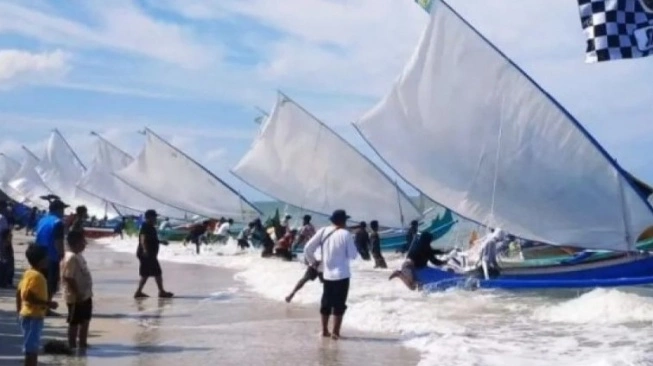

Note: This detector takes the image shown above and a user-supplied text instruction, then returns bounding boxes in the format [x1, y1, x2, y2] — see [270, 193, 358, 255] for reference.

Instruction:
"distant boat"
[355, 0, 653, 290]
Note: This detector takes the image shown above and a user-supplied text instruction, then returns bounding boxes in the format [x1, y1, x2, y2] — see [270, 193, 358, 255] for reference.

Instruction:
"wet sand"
[0, 233, 418, 365]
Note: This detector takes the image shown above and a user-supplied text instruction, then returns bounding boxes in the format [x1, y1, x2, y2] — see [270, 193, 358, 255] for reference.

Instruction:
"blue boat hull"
[415, 253, 653, 290]
[293, 209, 456, 254]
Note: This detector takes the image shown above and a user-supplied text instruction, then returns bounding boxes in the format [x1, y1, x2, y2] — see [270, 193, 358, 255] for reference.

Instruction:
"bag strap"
[319, 227, 339, 261]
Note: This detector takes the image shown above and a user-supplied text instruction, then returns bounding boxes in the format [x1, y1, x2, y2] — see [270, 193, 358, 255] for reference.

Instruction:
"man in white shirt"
[304, 209, 357, 340]
[214, 218, 232, 244]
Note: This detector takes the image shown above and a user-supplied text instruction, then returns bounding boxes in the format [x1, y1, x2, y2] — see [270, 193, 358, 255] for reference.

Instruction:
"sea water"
[99, 237, 653, 366]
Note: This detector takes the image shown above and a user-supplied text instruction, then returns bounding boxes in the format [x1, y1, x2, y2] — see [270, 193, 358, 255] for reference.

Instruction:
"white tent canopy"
[354, 0, 653, 251]
[233, 92, 420, 228]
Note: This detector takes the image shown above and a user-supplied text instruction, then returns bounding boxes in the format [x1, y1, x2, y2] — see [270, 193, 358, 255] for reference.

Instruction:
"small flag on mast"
[414, 0, 435, 12]
[578, 0, 653, 63]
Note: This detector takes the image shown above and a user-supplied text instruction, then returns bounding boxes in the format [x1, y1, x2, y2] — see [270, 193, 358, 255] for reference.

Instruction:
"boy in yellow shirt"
[16, 245, 58, 366]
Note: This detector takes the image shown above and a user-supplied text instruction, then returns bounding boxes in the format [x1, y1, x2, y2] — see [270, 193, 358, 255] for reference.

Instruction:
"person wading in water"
[304, 209, 357, 340]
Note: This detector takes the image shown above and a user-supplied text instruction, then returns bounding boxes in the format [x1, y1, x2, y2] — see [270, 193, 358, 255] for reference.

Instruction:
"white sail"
[76, 135, 189, 220]
[233, 93, 419, 228]
[354, 0, 653, 251]
[115, 129, 261, 221]
[0, 153, 21, 197]
[35, 130, 119, 218]
[8, 148, 52, 208]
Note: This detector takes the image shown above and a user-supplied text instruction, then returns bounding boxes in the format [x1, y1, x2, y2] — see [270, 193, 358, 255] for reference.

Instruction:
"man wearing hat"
[134, 209, 173, 298]
[35, 199, 69, 307]
[303, 209, 358, 340]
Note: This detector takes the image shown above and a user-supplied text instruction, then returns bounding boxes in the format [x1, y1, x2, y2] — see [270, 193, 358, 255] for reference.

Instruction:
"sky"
[0, 0, 651, 202]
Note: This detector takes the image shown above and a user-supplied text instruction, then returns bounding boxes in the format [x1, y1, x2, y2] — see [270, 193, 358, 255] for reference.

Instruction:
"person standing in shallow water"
[369, 221, 387, 269]
[304, 209, 357, 340]
[134, 209, 173, 299]
[354, 221, 371, 260]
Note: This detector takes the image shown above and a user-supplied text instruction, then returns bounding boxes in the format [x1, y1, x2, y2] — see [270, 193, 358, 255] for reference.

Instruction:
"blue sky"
[0, 0, 651, 202]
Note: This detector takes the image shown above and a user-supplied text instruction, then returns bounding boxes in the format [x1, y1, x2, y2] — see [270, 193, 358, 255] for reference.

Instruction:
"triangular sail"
[232, 92, 420, 228]
[8, 147, 52, 208]
[76, 134, 190, 220]
[354, 0, 653, 251]
[36, 130, 119, 218]
[114, 128, 261, 221]
[0, 153, 21, 197]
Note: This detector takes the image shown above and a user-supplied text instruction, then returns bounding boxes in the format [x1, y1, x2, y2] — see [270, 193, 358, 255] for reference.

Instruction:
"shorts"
[46, 260, 60, 298]
[302, 266, 323, 282]
[20, 317, 44, 354]
[320, 278, 350, 316]
[138, 256, 162, 278]
[400, 259, 416, 283]
[67, 298, 93, 325]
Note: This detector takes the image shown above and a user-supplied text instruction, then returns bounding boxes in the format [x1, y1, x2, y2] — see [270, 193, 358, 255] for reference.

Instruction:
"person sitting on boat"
[214, 218, 233, 244]
[275, 229, 296, 261]
[291, 215, 316, 252]
[399, 220, 419, 254]
[389, 231, 447, 290]
[444, 228, 507, 279]
[354, 222, 371, 260]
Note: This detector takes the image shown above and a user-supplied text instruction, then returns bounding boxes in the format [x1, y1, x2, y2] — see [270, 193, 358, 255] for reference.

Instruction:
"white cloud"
[0, 49, 69, 87]
[0, 1, 218, 69]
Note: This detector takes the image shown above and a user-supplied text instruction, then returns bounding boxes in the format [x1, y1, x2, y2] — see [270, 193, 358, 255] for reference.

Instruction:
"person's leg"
[22, 317, 43, 366]
[134, 276, 149, 297]
[331, 278, 350, 340]
[79, 298, 92, 348]
[7, 256, 14, 286]
[67, 302, 79, 348]
[320, 280, 333, 337]
[286, 269, 314, 302]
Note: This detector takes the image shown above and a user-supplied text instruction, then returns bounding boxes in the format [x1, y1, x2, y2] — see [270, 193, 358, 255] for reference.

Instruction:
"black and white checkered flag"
[578, 0, 653, 62]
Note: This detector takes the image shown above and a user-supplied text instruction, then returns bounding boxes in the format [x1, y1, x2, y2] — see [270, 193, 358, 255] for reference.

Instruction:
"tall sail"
[8, 148, 52, 208]
[0, 153, 21, 197]
[35, 130, 119, 218]
[354, 0, 653, 251]
[114, 128, 261, 221]
[76, 134, 189, 220]
[233, 92, 420, 228]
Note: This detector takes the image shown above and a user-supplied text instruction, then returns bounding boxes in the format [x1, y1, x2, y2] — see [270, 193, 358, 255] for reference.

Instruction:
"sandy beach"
[0, 233, 418, 365]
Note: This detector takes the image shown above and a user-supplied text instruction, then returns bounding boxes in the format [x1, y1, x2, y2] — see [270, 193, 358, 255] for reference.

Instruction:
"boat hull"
[84, 227, 115, 240]
[415, 253, 653, 290]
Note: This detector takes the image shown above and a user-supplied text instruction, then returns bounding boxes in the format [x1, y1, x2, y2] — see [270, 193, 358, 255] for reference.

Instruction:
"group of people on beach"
[0, 197, 94, 366]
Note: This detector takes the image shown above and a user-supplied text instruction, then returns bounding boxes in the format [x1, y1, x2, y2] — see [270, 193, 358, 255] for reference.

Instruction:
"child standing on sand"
[61, 231, 93, 349]
[16, 245, 58, 366]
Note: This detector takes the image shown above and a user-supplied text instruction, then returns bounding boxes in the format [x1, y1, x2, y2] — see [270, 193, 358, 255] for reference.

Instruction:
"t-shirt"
[304, 226, 358, 281]
[18, 269, 48, 318]
[295, 224, 316, 247]
[61, 252, 93, 304]
[215, 222, 231, 236]
[137, 222, 160, 258]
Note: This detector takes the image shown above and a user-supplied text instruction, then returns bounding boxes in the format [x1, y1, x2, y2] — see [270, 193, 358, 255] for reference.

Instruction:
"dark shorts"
[46, 260, 60, 298]
[302, 266, 323, 282]
[138, 256, 162, 278]
[67, 298, 93, 325]
[320, 278, 350, 316]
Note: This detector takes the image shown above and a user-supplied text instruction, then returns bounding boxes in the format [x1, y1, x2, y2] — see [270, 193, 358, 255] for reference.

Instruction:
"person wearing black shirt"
[369, 221, 387, 269]
[400, 220, 419, 254]
[134, 209, 173, 298]
[183, 221, 209, 255]
[354, 222, 371, 260]
[389, 231, 446, 290]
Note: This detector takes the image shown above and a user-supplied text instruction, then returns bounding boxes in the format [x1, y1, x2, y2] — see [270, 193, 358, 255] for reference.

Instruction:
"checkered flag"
[578, 0, 653, 62]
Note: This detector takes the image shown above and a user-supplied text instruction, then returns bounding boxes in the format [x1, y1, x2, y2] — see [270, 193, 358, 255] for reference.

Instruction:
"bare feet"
[134, 292, 149, 298]
[285, 295, 293, 303]
[388, 271, 401, 280]
[331, 333, 340, 340]
[159, 291, 174, 298]
[322, 331, 331, 338]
